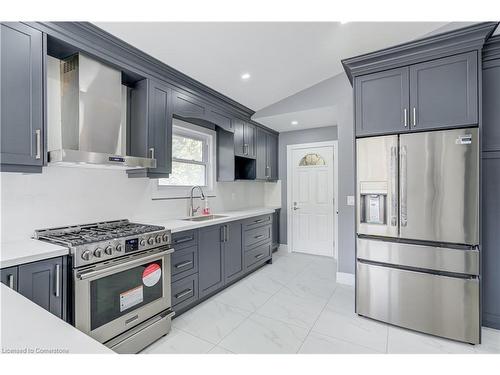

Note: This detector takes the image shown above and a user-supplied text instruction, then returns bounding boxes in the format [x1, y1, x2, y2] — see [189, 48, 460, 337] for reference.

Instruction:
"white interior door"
[290, 145, 334, 257]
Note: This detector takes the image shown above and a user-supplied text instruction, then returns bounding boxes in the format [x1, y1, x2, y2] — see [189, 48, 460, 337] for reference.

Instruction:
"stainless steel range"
[35, 219, 175, 353]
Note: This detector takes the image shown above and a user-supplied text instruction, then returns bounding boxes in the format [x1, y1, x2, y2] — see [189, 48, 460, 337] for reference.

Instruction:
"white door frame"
[286, 140, 338, 259]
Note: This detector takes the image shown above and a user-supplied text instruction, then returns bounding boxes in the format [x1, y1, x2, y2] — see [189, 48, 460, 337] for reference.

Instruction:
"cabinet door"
[483, 64, 500, 152]
[409, 51, 478, 131]
[209, 108, 233, 133]
[18, 257, 64, 319]
[244, 123, 256, 158]
[223, 222, 243, 284]
[172, 90, 207, 119]
[1, 23, 43, 170]
[233, 119, 245, 156]
[198, 225, 224, 298]
[217, 128, 235, 181]
[1, 266, 18, 290]
[148, 80, 173, 176]
[256, 127, 268, 179]
[272, 209, 280, 250]
[266, 133, 278, 180]
[355, 67, 410, 136]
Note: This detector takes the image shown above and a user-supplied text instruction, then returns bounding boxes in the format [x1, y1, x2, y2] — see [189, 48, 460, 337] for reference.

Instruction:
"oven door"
[74, 246, 173, 343]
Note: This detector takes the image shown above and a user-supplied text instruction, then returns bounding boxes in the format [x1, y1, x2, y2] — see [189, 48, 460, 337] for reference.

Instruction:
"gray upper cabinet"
[209, 107, 233, 133]
[256, 129, 279, 181]
[172, 90, 207, 119]
[18, 256, 66, 320]
[223, 221, 243, 284]
[234, 120, 256, 158]
[355, 67, 410, 137]
[217, 128, 235, 182]
[409, 51, 478, 131]
[267, 132, 278, 180]
[1, 22, 44, 172]
[481, 63, 500, 152]
[198, 225, 225, 298]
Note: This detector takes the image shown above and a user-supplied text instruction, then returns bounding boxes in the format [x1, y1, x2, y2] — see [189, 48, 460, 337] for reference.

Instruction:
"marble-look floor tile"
[299, 331, 381, 354]
[312, 308, 388, 352]
[141, 328, 214, 354]
[208, 346, 234, 354]
[387, 326, 475, 354]
[472, 328, 500, 354]
[257, 286, 328, 329]
[214, 278, 274, 312]
[287, 267, 337, 300]
[219, 313, 309, 354]
[243, 270, 286, 295]
[174, 300, 251, 344]
[326, 284, 355, 315]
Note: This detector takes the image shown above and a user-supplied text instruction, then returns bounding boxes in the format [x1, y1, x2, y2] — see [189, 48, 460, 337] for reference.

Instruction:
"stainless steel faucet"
[189, 185, 206, 217]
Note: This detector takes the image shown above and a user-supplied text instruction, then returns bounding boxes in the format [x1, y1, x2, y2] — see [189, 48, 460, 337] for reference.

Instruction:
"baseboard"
[336, 272, 355, 286]
[278, 244, 289, 253]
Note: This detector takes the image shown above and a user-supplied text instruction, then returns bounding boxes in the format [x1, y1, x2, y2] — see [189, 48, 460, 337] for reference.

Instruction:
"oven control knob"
[155, 235, 162, 244]
[162, 234, 169, 243]
[140, 239, 147, 246]
[115, 244, 123, 252]
[147, 237, 154, 245]
[81, 250, 92, 261]
[104, 246, 113, 255]
[94, 248, 103, 258]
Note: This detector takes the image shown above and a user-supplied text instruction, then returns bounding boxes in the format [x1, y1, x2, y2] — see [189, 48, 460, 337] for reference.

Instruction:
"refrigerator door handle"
[400, 145, 408, 227]
[390, 146, 398, 226]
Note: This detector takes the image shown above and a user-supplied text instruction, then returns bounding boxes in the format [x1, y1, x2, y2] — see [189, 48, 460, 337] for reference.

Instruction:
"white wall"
[0, 167, 266, 242]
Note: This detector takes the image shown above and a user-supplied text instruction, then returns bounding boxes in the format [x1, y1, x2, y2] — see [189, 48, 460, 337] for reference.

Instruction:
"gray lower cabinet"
[1, 266, 18, 290]
[198, 225, 225, 298]
[16, 256, 67, 320]
[223, 221, 244, 284]
[355, 67, 410, 137]
[272, 209, 280, 251]
[1, 22, 44, 173]
[171, 273, 199, 313]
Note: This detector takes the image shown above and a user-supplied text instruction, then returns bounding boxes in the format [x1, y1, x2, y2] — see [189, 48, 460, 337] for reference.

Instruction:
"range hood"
[48, 53, 156, 169]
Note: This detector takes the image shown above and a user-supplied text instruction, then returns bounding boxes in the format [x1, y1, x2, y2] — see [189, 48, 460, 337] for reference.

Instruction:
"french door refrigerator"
[356, 127, 480, 344]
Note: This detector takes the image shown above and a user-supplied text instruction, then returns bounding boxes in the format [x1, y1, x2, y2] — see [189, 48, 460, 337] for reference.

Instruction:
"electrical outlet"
[347, 195, 355, 206]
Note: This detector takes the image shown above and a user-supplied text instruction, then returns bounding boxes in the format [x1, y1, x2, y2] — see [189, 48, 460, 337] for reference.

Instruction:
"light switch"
[347, 195, 355, 206]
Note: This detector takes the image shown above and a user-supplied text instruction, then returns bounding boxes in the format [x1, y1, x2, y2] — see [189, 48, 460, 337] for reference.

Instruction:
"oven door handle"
[76, 248, 174, 281]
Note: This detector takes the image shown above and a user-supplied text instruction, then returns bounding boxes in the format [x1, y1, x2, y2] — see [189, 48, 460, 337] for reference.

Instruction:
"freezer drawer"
[357, 238, 479, 275]
[356, 261, 479, 344]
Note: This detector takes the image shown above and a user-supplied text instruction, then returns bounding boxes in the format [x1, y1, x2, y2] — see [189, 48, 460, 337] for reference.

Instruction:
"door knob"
[293, 206, 300, 210]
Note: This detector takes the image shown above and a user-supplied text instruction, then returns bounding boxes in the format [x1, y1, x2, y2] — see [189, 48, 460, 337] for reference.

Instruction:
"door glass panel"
[299, 153, 326, 166]
[90, 260, 163, 330]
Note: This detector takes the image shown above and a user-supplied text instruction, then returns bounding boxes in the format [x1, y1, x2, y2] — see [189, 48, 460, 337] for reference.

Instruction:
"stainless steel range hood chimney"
[48, 53, 156, 169]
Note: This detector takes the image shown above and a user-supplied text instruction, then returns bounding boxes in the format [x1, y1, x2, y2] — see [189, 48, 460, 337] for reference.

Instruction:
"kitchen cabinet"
[1, 266, 18, 290]
[17, 256, 67, 320]
[217, 128, 235, 182]
[128, 79, 173, 178]
[355, 67, 410, 136]
[223, 221, 244, 284]
[354, 52, 478, 137]
[1, 22, 44, 173]
[256, 128, 279, 181]
[234, 120, 256, 158]
[198, 225, 225, 298]
[171, 273, 199, 314]
[172, 90, 207, 120]
[208, 107, 233, 133]
[272, 209, 280, 251]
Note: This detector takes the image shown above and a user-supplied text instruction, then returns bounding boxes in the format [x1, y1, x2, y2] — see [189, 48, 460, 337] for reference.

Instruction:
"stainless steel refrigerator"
[356, 127, 480, 344]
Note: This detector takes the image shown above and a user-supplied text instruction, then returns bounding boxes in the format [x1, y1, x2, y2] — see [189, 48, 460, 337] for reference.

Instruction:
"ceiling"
[95, 22, 453, 112]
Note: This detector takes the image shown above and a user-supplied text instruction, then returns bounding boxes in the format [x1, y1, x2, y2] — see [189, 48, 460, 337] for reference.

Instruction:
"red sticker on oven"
[142, 263, 161, 287]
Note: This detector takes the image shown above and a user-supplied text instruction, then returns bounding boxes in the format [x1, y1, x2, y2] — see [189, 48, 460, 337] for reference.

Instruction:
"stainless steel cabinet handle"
[175, 288, 193, 299]
[412, 107, 416, 127]
[403, 108, 408, 128]
[175, 260, 193, 269]
[149, 147, 155, 159]
[244, 144, 248, 155]
[55, 264, 60, 297]
[220, 226, 226, 242]
[255, 253, 265, 259]
[8, 274, 14, 289]
[254, 234, 264, 239]
[400, 145, 408, 227]
[35, 129, 41, 159]
[390, 146, 398, 227]
[254, 219, 264, 223]
[174, 236, 194, 244]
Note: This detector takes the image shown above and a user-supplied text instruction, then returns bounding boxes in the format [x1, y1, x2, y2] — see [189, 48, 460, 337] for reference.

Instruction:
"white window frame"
[151, 119, 216, 199]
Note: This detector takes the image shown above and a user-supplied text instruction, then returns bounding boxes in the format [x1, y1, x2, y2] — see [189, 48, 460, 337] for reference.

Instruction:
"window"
[154, 119, 215, 198]
[299, 153, 326, 166]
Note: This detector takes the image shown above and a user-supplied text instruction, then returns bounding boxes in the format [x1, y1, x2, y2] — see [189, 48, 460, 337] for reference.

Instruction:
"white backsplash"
[0, 165, 269, 242]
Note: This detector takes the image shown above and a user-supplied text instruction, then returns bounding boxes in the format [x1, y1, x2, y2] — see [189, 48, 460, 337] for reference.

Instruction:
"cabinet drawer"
[172, 230, 198, 249]
[244, 242, 271, 270]
[171, 245, 198, 282]
[244, 224, 271, 248]
[243, 214, 272, 229]
[1, 266, 18, 291]
[171, 273, 198, 312]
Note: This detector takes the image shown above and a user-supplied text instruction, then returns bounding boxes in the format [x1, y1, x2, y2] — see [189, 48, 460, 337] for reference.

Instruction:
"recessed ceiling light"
[241, 73, 251, 80]
[291, 120, 299, 125]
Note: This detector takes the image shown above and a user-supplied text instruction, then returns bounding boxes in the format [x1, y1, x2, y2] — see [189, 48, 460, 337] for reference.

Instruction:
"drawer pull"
[175, 260, 193, 269]
[175, 288, 193, 299]
[254, 219, 265, 223]
[255, 253, 265, 259]
[175, 236, 194, 244]
[254, 234, 264, 239]
[8, 274, 14, 289]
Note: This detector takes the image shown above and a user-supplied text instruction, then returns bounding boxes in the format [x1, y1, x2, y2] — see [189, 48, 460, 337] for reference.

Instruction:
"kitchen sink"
[182, 215, 228, 222]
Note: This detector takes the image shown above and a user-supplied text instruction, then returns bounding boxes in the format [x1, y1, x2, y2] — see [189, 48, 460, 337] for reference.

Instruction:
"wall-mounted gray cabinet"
[128, 79, 173, 179]
[256, 128, 278, 181]
[1, 22, 44, 173]
[1, 256, 67, 320]
[234, 120, 256, 158]
[354, 52, 479, 137]
[172, 90, 207, 120]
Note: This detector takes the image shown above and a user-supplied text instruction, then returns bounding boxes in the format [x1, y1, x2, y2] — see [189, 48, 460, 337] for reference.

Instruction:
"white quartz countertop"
[0, 239, 69, 269]
[142, 207, 280, 234]
[0, 284, 113, 354]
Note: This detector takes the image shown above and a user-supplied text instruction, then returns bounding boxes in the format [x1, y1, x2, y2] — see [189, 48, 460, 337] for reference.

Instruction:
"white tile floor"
[141, 248, 500, 354]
